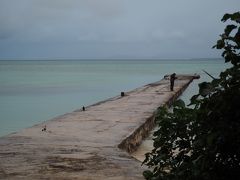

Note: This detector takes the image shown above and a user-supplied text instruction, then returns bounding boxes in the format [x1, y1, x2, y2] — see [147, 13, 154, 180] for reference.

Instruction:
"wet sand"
[0, 74, 199, 180]
[131, 128, 155, 162]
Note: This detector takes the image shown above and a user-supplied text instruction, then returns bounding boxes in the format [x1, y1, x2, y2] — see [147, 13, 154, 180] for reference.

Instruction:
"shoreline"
[0, 74, 199, 179]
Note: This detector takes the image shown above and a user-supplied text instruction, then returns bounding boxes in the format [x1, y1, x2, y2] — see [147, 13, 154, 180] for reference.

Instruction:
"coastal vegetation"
[143, 12, 240, 180]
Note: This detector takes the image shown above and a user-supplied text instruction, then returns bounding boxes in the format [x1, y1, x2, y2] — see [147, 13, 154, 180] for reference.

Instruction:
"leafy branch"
[143, 12, 240, 180]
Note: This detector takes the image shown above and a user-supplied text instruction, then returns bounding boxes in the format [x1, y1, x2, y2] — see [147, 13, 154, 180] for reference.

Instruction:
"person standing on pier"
[170, 73, 177, 91]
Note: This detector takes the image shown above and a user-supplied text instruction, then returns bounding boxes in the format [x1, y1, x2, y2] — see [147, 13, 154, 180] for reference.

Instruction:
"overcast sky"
[0, 0, 239, 59]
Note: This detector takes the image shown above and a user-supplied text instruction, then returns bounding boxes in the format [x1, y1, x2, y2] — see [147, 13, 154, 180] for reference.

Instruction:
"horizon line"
[0, 57, 223, 61]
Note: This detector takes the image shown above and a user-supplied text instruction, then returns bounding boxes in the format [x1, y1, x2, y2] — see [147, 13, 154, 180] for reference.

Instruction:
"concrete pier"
[0, 74, 199, 180]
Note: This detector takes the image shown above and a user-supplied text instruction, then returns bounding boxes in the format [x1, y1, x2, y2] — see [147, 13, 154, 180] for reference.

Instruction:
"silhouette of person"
[170, 73, 177, 91]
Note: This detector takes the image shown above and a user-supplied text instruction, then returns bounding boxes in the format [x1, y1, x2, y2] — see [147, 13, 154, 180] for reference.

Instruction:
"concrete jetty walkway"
[0, 74, 199, 180]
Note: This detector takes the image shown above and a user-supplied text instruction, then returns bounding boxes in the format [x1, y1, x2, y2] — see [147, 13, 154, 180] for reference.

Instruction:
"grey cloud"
[0, 0, 239, 59]
[0, 0, 125, 42]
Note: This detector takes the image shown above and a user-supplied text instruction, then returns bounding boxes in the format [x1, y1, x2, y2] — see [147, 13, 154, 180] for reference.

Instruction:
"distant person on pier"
[170, 73, 177, 91]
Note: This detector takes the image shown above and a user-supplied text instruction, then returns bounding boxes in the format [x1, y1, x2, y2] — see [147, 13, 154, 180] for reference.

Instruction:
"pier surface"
[0, 75, 199, 180]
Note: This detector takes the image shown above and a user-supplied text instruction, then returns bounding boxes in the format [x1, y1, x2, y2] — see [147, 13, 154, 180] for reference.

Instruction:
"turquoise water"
[0, 59, 227, 136]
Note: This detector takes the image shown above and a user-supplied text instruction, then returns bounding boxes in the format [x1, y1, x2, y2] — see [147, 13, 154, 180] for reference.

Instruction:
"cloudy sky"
[0, 0, 239, 59]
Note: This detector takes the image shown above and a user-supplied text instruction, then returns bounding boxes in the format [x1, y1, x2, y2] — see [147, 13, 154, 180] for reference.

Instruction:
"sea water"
[0, 59, 228, 136]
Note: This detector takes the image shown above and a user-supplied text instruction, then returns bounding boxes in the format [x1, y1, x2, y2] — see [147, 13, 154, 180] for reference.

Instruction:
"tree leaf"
[216, 40, 225, 49]
[173, 99, 185, 108]
[221, 12, 240, 23]
[224, 25, 237, 36]
[231, 12, 240, 23]
[199, 82, 213, 97]
[143, 170, 154, 180]
[221, 13, 231, 22]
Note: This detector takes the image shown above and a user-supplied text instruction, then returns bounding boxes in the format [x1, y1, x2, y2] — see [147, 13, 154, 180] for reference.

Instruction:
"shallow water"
[0, 59, 227, 136]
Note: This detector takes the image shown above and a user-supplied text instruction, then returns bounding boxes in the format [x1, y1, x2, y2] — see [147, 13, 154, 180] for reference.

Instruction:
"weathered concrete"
[0, 74, 199, 180]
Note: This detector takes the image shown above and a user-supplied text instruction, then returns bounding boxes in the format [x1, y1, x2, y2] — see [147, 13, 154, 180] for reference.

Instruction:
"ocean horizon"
[0, 58, 228, 136]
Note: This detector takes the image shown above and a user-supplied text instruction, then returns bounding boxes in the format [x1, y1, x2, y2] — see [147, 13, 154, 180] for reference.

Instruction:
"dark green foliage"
[143, 12, 240, 180]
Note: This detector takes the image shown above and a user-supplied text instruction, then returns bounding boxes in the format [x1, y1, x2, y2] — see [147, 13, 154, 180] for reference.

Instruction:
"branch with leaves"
[143, 12, 240, 180]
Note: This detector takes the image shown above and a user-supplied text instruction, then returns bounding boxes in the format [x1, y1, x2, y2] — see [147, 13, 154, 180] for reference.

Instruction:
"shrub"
[143, 12, 240, 180]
